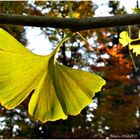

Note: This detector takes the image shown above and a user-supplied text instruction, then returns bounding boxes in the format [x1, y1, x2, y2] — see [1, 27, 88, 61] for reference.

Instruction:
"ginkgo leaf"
[119, 31, 140, 56]
[119, 31, 132, 46]
[29, 60, 105, 122]
[0, 28, 48, 109]
[130, 44, 140, 55]
[0, 28, 106, 123]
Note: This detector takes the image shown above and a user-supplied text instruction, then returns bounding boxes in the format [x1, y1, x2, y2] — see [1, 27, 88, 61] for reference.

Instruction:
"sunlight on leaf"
[119, 31, 140, 56]
[0, 28, 106, 123]
[119, 31, 132, 46]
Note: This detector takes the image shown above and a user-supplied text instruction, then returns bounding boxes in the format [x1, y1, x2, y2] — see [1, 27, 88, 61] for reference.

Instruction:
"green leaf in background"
[119, 31, 140, 56]
[0, 28, 106, 123]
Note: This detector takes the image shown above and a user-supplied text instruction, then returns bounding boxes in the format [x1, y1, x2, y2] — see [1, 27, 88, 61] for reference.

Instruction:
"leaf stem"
[67, 1, 91, 49]
[51, 33, 74, 64]
[76, 32, 91, 47]
[128, 26, 138, 72]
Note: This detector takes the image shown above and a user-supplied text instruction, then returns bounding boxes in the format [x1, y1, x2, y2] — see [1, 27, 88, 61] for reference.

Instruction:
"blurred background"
[0, 0, 140, 139]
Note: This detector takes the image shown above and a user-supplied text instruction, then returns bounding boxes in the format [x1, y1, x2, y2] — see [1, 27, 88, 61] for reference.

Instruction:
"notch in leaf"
[0, 28, 106, 123]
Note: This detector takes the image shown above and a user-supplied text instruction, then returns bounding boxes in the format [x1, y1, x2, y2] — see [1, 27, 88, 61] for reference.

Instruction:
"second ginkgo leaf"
[119, 31, 140, 56]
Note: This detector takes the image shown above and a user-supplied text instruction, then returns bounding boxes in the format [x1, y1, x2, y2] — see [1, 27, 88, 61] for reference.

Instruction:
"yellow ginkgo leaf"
[0, 28, 48, 109]
[29, 60, 105, 122]
[130, 44, 140, 55]
[0, 28, 106, 123]
[119, 31, 132, 47]
[119, 31, 140, 56]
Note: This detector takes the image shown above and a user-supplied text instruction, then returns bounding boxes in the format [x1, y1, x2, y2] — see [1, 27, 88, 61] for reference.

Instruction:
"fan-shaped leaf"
[0, 28, 106, 123]
[119, 31, 140, 56]
[119, 31, 132, 46]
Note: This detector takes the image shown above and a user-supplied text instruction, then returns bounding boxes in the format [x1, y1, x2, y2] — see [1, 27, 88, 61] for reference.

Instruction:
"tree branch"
[0, 13, 140, 32]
